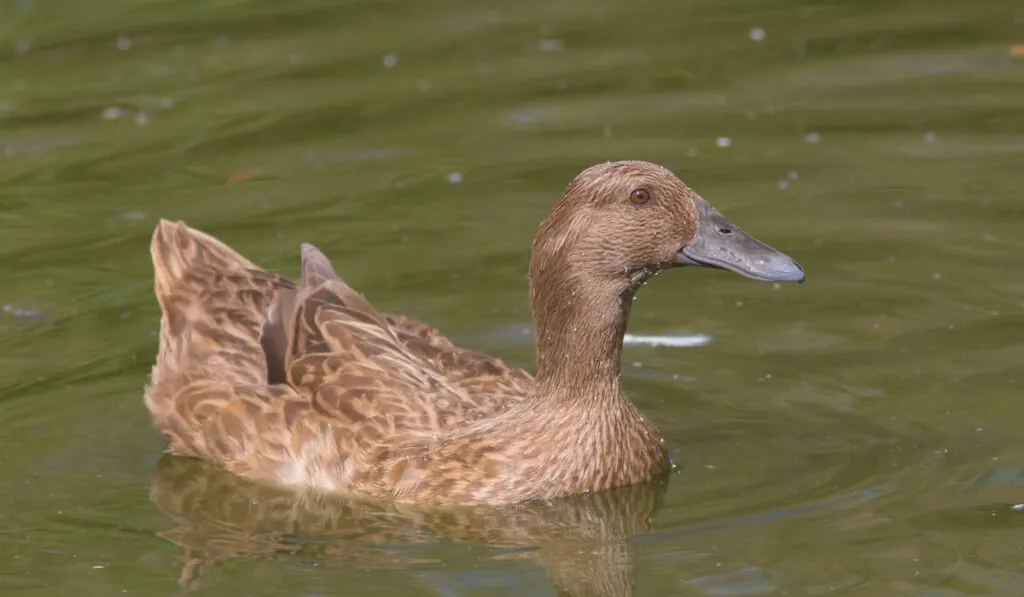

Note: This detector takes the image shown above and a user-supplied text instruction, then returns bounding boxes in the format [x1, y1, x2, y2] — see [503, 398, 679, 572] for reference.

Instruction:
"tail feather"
[151, 220, 259, 307]
[300, 243, 342, 288]
[147, 220, 294, 422]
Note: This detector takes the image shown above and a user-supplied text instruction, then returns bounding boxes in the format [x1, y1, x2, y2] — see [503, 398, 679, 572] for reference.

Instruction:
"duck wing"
[278, 244, 520, 432]
[384, 313, 534, 395]
[262, 244, 531, 416]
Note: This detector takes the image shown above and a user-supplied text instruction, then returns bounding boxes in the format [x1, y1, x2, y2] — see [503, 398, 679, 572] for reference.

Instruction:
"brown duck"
[146, 160, 804, 506]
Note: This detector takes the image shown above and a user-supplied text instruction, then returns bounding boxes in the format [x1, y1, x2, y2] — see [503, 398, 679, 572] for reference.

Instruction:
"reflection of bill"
[461, 324, 712, 349]
[623, 333, 713, 348]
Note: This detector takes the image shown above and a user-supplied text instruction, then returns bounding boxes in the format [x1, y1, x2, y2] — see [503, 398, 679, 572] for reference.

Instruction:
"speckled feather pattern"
[146, 162, 693, 506]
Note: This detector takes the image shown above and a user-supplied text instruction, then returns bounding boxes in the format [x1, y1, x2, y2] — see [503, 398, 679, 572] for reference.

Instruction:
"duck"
[145, 160, 804, 506]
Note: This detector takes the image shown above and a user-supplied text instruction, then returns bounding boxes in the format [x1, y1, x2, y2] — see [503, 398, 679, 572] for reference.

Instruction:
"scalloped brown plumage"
[145, 160, 803, 506]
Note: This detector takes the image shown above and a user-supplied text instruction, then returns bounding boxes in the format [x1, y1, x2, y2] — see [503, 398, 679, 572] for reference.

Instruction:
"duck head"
[533, 161, 804, 289]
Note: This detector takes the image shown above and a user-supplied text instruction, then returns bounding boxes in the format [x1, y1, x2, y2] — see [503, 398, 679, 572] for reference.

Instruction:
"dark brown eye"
[629, 188, 651, 205]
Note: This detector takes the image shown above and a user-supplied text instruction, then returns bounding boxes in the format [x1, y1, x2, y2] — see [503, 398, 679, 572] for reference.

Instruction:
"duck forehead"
[573, 163, 689, 205]
[581, 160, 678, 185]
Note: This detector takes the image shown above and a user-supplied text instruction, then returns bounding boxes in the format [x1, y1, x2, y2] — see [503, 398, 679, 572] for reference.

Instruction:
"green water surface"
[1, 0, 1023, 595]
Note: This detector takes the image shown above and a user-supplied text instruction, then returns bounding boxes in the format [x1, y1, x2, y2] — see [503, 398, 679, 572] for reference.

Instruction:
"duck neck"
[529, 256, 637, 407]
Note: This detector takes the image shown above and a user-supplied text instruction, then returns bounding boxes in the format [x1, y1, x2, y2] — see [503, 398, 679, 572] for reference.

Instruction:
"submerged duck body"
[145, 161, 803, 506]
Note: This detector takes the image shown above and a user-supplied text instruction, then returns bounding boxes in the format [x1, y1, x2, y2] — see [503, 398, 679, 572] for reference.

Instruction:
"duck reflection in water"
[150, 455, 667, 596]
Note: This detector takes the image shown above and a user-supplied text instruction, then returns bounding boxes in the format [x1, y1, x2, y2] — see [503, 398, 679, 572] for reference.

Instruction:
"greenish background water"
[1, 0, 1022, 595]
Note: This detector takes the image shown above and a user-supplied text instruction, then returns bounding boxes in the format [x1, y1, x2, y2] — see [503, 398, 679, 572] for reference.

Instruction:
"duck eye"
[629, 188, 651, 205]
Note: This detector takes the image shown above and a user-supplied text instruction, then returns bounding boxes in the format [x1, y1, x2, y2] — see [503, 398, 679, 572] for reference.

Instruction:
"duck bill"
[678, 199, 805, 283]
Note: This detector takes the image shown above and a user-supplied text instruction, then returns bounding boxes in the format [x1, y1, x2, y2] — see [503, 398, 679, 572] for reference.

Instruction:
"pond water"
[1, 0, 1023, 595]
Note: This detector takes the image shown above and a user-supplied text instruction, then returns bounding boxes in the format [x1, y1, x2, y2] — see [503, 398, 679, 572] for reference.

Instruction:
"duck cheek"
[653, 244, 686, 269]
